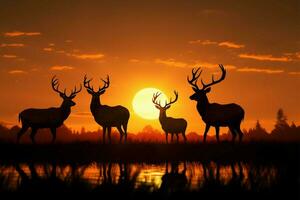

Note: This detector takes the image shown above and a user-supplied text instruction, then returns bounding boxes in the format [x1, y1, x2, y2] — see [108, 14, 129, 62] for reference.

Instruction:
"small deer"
[83, 75, 130, 143]
[17, 76, 81, 144]
[187, 64, 245, 143]
[152, 91, 187, 143]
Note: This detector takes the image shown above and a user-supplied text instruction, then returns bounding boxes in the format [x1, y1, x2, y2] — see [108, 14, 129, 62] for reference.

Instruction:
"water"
[0, 161, 281, 193]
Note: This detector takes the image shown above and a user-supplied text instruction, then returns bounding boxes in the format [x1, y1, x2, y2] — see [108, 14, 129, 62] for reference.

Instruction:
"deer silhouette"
[187, 64, 244, 143]
[83, 75, 130, 143]
[17, 76, 81, 144]
[152, 91, 187, 143]
[159, 162, 188, 193]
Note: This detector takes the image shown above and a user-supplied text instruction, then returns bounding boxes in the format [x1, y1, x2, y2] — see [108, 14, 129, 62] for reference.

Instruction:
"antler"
[201, 64, 226, 89]
[187, 67, 202, 90]
[84, 75, 110, 93]
[51, 76, 66, 97]
[83, 75, 95, 92]
[69, 84, 82, 99]
[164, 91, 178, 108]
[99, 75, 110, 92]
[152, 92, 162, 108]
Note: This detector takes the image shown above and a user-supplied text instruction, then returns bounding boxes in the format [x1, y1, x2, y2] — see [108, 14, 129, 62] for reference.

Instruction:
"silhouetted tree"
[247, 120, 269, 141]
[275, 109, 289, 130]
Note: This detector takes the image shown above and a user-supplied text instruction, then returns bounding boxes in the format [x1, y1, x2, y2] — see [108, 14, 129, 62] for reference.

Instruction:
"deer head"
[187, 64, 226, 102]
[152, 91, 179, 113]
[51, 76, 82, 107]
[83, 75, 110, 98]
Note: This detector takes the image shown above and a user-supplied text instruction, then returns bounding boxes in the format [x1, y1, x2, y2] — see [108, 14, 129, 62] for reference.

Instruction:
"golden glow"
[132, 88, 168, 120]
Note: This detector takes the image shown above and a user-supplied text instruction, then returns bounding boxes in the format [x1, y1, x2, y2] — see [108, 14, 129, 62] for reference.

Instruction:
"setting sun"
[132, 88, 167, 120]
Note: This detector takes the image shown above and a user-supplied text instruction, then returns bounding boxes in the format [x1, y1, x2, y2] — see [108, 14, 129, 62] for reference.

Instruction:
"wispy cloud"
[155, 58, 188, 68]
[49, 43, 55, 46]
[4, 31, 41, 37]
[194, 61, 237, 70]
[129, 59, 141, 63]
[237, 67, 284, 74]
[288, 71, 300, 75]
[50, 65, 74, 71]
[65, 40, 72, 43]
[189, 40, 217, 45]
[189, 39, 245, 49]
[1, 43, 24, 47]
[70, 112, 92, 118]
[218, 41, 245, 49]
[43, 47, 54, 52]
[239, 54, 290, 62]
[2, 54, 17, 58]
[70, 53, 104, 60]
[8, 70, 27, 74]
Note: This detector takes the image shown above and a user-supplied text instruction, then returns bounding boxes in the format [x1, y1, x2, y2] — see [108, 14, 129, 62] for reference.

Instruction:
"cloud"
[188, 40, 217, 45]
[288, 71, 300, 75]
[70, 112, 92, 118]
[237, 67, 284, 74]
[155, 58, 188, 68]
[193, 61, 237, 70]
[155, 59, 236, 70]
[8, 70, 27, 74]
[239, 54, 290, 62]
[218, 41, 245, 49]
[4, 31, 41, 37]
[49, 43, 55, 46]
[50, 65, 74, 71]
[65, 40, 72, 43]
[2, 54, 17, 58]
[70, 53, 104, 60]
[56, 50, 65, 54]
[43, 47, 54, 52]
[189, 40, 245, 49]
[129, 59, 141, 63]
[1, 43, 24, 47]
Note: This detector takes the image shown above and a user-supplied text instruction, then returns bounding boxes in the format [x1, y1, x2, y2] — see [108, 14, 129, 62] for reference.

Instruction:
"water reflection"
[0, 161, 280, 193]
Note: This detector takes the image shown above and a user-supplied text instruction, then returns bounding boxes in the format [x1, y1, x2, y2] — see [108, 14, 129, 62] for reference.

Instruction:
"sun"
[132, 88, 167, 120]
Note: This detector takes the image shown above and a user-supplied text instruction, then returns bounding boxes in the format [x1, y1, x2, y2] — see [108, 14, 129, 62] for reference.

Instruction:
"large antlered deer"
[83, 75, 130, 143]
[17, 76, 82, 144]
[187, 64, 244, 143]
[152, 91, 187, 143]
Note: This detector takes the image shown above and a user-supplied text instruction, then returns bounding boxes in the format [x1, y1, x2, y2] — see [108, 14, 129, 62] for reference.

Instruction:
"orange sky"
[0, 0, 299, 134]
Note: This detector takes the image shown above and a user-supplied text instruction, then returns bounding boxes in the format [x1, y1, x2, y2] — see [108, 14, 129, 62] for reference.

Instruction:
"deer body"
[188, 65, 244, 143]
[19, 106, 71, 129]
[197, 102, 244, 127]
[84, 75, 130, 143]
[17, 76, 81, 144]
[153, 91, 187, 143]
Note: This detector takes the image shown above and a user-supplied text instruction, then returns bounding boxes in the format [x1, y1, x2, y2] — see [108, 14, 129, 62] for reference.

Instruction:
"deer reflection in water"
[159, 162, 189, 193]
[0, 162, 279, 193]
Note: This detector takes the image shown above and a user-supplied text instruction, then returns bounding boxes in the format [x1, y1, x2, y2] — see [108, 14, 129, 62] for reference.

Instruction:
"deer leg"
[17, 125, 29, 144]
[117, 126, 124, 144]
[171, 133, 174, 143]
[203, 125, 211, 143]
[102, 126, 106, 144]
[165, 132, 168, 144]
[182, 132, 187, 143]
[236, 125, 243, 143]
[122, 123, 128, 143]
[107, 127, 112, 144]
[30, 128, 38, 144]
[229, 127, 237, 143]
[50, 128, 56, 144]
[215, 126, 220, 143]
[176, 134, 179, 143]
